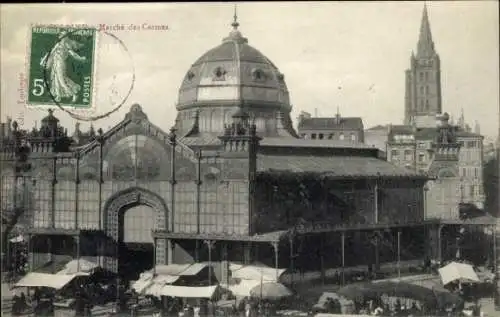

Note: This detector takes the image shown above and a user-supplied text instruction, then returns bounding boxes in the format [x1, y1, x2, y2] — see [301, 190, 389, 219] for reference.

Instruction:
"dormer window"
[186, 71, 195, 82]
[251, 68, 267, 82]
[213, 66, 227, 81]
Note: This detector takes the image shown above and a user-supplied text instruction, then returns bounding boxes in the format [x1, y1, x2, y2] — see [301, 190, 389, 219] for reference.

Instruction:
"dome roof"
[177, 20, 290, 111]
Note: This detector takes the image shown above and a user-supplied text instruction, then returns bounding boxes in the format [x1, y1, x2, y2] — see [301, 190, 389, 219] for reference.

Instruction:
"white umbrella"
[438, 262, 480, 285]
[9, 235, 24, 243]
[249, 282, 293, 300]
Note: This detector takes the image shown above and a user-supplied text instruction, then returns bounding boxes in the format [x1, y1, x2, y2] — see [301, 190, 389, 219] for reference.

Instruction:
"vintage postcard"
[0, 2, 499, 317]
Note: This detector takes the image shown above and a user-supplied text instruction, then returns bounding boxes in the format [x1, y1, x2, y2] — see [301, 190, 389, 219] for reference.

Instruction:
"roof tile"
[257, 154, 423, 178]
[299, 117, 363, 130]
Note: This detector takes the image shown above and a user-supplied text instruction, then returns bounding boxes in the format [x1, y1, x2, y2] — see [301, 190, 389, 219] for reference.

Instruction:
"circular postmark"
[40, 26, 135, 122]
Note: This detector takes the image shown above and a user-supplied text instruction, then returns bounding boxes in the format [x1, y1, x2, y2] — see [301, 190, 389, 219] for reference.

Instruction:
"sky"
[1, 1, 499, 140]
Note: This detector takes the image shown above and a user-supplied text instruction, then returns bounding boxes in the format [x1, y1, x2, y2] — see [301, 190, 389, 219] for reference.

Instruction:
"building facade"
[386, 119, 485, 217]
[297, 111, 364, 143]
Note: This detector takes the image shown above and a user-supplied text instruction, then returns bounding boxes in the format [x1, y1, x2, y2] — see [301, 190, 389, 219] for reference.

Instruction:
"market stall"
[15, 272, 80, 290]
[158, 284, 219, 299]
[312, 292, 355, 315]
[14, 272, 85, 316]
[438, 262, 480, 286]
[336, 280, 461, 314]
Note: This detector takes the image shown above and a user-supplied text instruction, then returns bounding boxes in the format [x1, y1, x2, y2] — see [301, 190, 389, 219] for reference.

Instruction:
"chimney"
[335, 106, 341, 125]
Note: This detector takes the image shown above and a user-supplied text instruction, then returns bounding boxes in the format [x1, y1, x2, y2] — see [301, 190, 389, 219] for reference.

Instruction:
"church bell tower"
[404, 4, 442, 126]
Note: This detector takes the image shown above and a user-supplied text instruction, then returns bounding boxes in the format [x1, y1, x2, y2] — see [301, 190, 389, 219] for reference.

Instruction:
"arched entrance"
[104, 187, 168, 279]
[118, 205, 155, 279]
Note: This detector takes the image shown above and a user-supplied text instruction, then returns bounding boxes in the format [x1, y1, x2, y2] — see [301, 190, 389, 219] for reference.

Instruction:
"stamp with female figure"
[27, 25, 97, 109]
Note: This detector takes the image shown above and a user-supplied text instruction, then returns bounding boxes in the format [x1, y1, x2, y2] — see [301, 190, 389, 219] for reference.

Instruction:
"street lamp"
[397, 230, 402, 279]
[423, 185, 429, 219]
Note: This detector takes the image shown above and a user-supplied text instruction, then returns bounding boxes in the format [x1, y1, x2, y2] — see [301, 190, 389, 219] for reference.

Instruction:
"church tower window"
[425, 99, 429, 110]
[419, 72, 424, 81]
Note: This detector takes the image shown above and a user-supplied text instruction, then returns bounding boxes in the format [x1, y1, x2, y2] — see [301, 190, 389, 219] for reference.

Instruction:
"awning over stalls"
[9, 235, 25, 243]
[438, 262, 480, 285]
[57, 259, 99, 275]
[230, 263, 286, 282]
[153, 264, 191, 276]
[227, 279, 261, 297]
[180, 263, 209, 276]
[158, 285, 219, 299]
[132, 263, 210, 295]
[132, 273, 181, 294]
[15, 272, 79, 289]
[144, 274, 184, 297]
[257, 155, 425, 179]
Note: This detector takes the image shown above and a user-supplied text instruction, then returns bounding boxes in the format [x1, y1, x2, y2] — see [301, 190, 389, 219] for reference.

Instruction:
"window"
[418, 153, 425, 162]
[474, 168, 479, 178]
[339, 133, 345, 141]
[420, 86, 424, 94]
[350, 133, 356, 141]
[425, 86, 429, 95]
[311, 133, 317, 140]
[462, 168, 466, 177]
[420, 99, 424, 108]
[404, 150, 413, 161]
[300, 133, 306, 139]
[466, 141, 475, 148]
[419, 72, 424, 81]
[469, 185, 475, 198]
[425, 72, 429, 80]
[391, 149, 399, 159]
[417, 142, 426, 148]
[318, 133, 324, 140]
[328, 133, 334, 139]
[425, 99, 429, 110]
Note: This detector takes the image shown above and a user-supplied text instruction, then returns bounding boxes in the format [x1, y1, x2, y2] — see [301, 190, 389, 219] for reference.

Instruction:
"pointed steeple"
[458, 108, 465, 129]
[417, 4, 436, 58]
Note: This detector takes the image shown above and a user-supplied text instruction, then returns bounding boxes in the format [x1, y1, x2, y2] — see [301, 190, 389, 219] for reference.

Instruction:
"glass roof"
[104, 135, 167, 180]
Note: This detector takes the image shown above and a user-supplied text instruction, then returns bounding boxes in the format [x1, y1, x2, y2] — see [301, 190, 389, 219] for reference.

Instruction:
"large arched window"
[104, 135, 167, 181]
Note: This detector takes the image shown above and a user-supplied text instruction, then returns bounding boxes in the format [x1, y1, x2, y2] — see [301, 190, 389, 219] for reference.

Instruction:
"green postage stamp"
[27, 25, 97, 109]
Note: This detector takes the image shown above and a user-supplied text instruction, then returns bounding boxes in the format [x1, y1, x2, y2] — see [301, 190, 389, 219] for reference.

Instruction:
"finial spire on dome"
[231, 4, 239, 30]
[223, 4, 248, 44]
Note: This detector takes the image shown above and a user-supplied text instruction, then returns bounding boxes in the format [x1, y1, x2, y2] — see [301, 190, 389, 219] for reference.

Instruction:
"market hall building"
[2, 19, 434, 282]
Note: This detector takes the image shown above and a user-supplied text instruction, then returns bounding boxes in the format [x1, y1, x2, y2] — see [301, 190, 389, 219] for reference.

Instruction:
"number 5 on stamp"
[27, 26, 96, 109]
